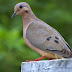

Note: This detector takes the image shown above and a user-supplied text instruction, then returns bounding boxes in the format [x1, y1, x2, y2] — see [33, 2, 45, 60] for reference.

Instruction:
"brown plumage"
[12, 2, 72, 60]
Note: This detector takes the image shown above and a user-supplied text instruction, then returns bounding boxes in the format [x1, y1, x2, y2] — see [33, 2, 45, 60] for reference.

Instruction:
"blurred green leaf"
[0, 0, 72, 72]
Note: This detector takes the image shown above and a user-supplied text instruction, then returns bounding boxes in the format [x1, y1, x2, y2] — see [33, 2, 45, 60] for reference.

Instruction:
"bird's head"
[12, 2, 31, 18]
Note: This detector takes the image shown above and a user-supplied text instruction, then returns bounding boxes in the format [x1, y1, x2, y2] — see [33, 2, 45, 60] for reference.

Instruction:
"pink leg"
[26, 56, 46, 62]
[35, 56, 46, 61]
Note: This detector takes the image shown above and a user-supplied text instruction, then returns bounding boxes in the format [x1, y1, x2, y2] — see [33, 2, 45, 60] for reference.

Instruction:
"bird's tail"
[62, 49, 72, 58]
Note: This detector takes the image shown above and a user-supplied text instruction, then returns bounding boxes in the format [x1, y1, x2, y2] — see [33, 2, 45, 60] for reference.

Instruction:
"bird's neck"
[22, 12, 38, 38]
[22, 12, 37, 28]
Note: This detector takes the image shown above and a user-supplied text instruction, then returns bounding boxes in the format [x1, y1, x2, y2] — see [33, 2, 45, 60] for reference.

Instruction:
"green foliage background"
[0, 0, 72, 72]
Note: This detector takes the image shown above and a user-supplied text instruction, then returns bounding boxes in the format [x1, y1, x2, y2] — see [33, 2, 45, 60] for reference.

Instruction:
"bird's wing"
[26, 21, 72, 58]
[53, 28, 72, 51]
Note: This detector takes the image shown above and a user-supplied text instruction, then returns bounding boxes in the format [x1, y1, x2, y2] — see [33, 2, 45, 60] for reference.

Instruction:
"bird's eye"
[19, 5, 23, 9]
[25, 10, 28, 13]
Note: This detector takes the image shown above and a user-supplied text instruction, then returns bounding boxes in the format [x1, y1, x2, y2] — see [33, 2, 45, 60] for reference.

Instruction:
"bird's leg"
[26, 56, 46, 62]
[35, 56, 46, 61]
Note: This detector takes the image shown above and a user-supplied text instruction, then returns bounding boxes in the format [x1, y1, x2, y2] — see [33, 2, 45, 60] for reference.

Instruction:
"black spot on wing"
[47, 36, 51, 41]
[49, 36, 51, 38]
[47, 38, 50, 41]
[55, 36, 59, 40]
[54, 40, 59, 44]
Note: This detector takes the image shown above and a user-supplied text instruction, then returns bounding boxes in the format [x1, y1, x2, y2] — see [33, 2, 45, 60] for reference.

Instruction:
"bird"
[12, 2, 72, 61]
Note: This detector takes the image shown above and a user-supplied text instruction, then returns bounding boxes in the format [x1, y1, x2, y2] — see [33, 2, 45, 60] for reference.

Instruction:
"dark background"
[0, 0, 72, 72]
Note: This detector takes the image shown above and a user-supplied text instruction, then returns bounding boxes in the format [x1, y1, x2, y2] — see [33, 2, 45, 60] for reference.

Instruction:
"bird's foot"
[48, 58, 54, 60]
[25, 60, 38, 62]
[25, 56, 46, 62]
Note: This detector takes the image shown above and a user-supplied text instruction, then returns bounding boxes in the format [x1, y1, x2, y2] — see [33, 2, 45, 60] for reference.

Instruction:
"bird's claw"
[25, 56, 46, 62]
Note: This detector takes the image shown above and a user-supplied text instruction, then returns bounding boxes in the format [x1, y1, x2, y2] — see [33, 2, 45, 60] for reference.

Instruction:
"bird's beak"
[11, 11, 17, 18]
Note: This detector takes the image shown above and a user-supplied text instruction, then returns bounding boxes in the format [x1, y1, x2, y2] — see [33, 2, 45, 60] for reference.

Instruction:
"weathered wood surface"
[21, 58, 72, 72]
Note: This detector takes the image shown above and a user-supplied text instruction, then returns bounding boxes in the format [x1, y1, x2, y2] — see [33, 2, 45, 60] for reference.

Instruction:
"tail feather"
[61, 49, 72, 58]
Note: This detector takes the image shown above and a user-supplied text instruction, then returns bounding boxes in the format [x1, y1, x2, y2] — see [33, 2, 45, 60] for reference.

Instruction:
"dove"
[12, 2, 72, 61]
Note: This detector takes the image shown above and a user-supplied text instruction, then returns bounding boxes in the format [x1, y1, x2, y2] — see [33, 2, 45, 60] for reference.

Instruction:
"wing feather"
[26, 21, 72, 57]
